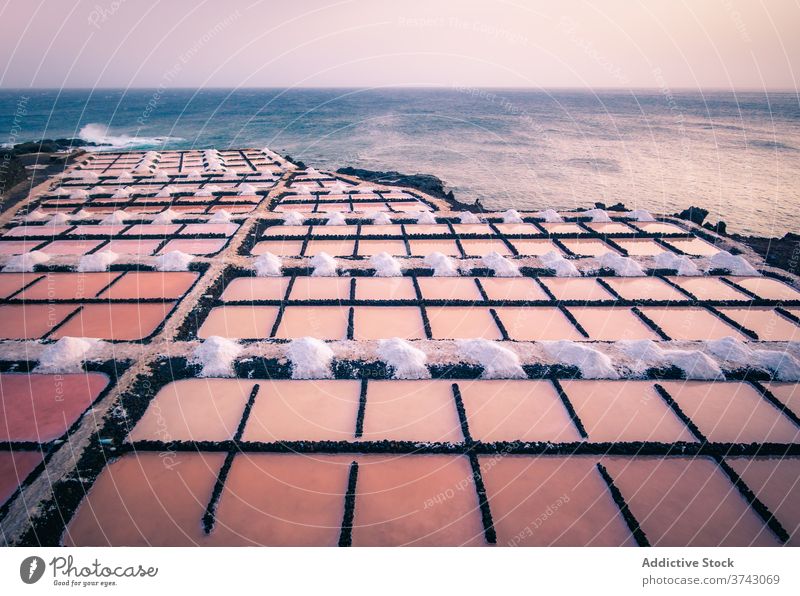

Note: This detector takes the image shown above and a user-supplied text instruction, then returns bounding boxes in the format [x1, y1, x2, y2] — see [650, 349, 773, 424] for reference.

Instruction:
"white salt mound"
[615, 339, 722, 380]
[370, 212, 392, 225]
[282, 211, 304, 226]
[482, 251, 521, 277]
[238, 184, 256, 195]
[24, 210, 49, 222]
[653, 252, 700, 276]
[192, 336, 241, 377]
[254, 252, 282, 277]
[705, 336, 800, 381]
[78, 250, 118, 272]
[287, 337, 335, 379]
[70, 189, 89, 200]
[539, 251, 579, 277]
[35, 337, 103, 373]
[72, 209, 93, 220]
[626, 209, 656, 222]
[111, 188, 131, 199]
[3, 251, 50, 273]
[311, 252, 338, 277]
[459, 212, 481, 224]
[502, 209, 523, 224]
[424, 252, 458, 277]
[707, 251, 759, 276]
[583, 208, 611, 223]
[371, 252, 403, 277]
[100, 210, 129, 225]
[209, 209, 232, 223]
[535, 209, 563, 223]
[542, 341, 619, 379]
[155, 250, 193, 272]
[416, 211, 437, 225]
[152, 209, 180, 224]
[598, 252, 645, 276]
[325, 212, 347, 226]
[377, 338, 430, 379]
[457, 339, 526, 379]
[46, 212, 71, 225]
[155, 186, 175, 198]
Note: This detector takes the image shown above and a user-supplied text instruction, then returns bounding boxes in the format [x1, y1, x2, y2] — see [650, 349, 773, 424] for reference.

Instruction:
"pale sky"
[1, 0, 798, 89]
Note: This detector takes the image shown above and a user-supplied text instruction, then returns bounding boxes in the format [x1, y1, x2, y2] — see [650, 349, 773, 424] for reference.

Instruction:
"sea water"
[1, 88, 798, 235]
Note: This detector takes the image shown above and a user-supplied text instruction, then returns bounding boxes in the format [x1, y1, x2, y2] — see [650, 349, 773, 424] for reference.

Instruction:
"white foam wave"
[78, 123, 182, 150]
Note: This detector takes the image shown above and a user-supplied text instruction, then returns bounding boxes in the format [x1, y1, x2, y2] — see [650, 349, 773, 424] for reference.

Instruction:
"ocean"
[1, 88, 798, 236]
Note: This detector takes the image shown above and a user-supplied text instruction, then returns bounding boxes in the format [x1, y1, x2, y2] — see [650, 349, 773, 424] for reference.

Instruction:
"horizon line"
[1, 85, 799, 93]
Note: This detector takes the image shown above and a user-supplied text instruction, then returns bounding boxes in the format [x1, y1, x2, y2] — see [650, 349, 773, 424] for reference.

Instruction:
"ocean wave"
[78, 123, 182, 150]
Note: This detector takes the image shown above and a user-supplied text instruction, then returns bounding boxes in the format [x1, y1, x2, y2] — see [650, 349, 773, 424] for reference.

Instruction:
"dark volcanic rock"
[733, 232, 800, 277]
[337, 166, 482, 211]
[11, 138, 102, 155]
[675, 206, 709, 225]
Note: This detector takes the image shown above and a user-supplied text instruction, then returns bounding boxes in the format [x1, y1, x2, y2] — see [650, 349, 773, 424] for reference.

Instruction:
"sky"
[0, 0, 798, 90]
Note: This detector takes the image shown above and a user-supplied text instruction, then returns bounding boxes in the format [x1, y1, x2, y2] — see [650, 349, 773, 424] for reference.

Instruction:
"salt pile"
[542, 340, 618, 379]
[311, 252, 338, 276]
[626, 209, 656, 222]
[282, 211, 304, 225]
[540, 251, 579, 277]
[482, 251, 521, 277]
[45, 212, 70, 226]
[35, 337, 103, 373]
[535, 209, 563, 223]
[598, 252, 645, 276]
[424, 252, 458, 276]
[705, 337, 800, 381]
[192, 336, 242, 377]
[100, 210, 129, 225]
[152, 209, 180, 224]
[457, 339, 526, 379]
[654, 252, 700, 276]
[615, 339, 722, 380]
[370, 212, 392, 225]
[502, 209, 523, 223]
[371, 252, 403, 277]
[24, 210, 49, 222]
[254, 252, 282, 277]
[583, 208, 611, 222]
[377, 338, 430, 379]
[416, 211, 437, 225]
[209, 209, 232, 223]
[325, 212, 347, 226]
[287, 337, 335, 379]
[459, 212, 481, 224]
[3, 251, 50, 273]
[78, 250, 119, 272]
[155, 251, 193, 272]
[707, 251, 759, 276]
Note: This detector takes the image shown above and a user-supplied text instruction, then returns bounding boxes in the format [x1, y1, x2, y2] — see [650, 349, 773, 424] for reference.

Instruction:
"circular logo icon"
[20, 556, 46, 584]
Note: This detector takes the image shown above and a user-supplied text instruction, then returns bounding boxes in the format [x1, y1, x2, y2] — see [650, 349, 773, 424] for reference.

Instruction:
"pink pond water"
[64, 452, 225, 546]
[727, 457, 800, 545]
[0, 373, 109, 442]
[51, 302, 175, 341]
[480, 456, 635, 546]
[353, 306, 426, 340]
[658, 381, 799, 444]
[495, 307, 583, 341]
[128, 379, 255, 442]
[360, 380, 463, 443]
[198, 306, 279, 339]
[560, 380, 694, 443]
[426, 306, 502, 340]
[567, 307, 660, 341]
[352, 455, 485, 546]
[354, 277, 417, 300]
[274, 306, 350, 340]
[602, 457, 778, 546]
[242, 380, 360, 442]
[458, 380, 580, 442]
[417, 277, 482, 301]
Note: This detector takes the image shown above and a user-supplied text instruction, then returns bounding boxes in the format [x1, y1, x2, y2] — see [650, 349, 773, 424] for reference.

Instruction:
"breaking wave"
[78, 123, 182, 150]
